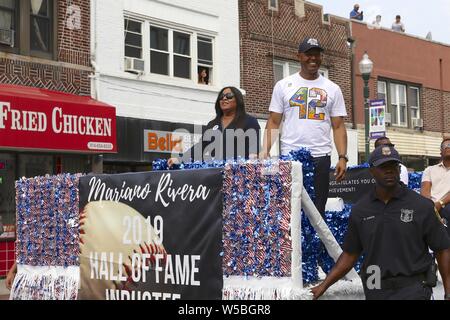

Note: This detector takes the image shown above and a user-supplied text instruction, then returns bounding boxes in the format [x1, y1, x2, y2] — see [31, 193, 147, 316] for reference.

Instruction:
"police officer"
[311, 145, 450, 300]
[373, 136, 408, 186]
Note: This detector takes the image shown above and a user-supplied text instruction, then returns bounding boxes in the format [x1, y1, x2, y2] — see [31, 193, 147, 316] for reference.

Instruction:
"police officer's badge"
[382, 146, 391, 156]
[400, 209, 414, 223]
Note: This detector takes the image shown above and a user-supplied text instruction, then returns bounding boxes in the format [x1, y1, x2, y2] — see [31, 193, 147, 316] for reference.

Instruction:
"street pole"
[363, 73, 370, 162]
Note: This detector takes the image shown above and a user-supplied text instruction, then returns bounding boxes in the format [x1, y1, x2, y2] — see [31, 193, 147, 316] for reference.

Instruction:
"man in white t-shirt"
[260, 37, 348, 217]
[391, 15, 405, 32]
[421, 137, 450, 234]
[374, 137, 409, 186]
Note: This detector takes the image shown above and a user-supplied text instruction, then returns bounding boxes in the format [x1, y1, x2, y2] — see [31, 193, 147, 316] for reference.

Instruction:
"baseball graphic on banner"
[79, 201, 169, 300]
[77, 170, 224, 300]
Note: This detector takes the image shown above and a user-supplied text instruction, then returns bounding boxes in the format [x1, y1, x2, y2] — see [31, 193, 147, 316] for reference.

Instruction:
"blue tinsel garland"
[13, 155, 425, 288]
[15, 174, 81, 267]
[408, 171, 423, 193]
[153, 149, 319, 284]
[152, 154, 424, 285]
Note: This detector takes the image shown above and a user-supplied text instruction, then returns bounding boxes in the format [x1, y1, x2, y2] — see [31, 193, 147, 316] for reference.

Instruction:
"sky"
[309, 0, 450, 45]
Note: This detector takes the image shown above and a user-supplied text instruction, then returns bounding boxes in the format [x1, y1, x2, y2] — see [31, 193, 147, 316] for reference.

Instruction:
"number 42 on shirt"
[289, 87, 327, 120]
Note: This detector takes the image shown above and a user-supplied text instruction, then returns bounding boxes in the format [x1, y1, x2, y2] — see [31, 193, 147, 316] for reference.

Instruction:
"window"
[377, 80, 421, 128]
[30, 0, 51, 53]
[173, 31, 191, 79]
[377, 81, 387, 101]
[124, 19, 142, 59]
[273, 61, 300, 83]
[149, 27, 191, 79]
[389, 83, 407, 127]
[273, 63, 284, 83]
[268, 0, 278, 11]
[0, 0, 16, 47]
[124, 18, 215, 84]
[0, 0, 55, 59]
[408, 87, 420, 120]
[273, 60, 328, 83]
[318, 68, 329, 78]
[150, 26, 169, 75]
[197, 36, 213, 84]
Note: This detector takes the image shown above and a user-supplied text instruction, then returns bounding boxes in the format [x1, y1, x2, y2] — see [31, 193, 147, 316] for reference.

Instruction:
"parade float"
[11, 149, 426, 300]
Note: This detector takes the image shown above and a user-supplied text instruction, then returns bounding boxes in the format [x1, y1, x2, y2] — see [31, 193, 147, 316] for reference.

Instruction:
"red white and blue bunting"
[12, 174, 82, 300]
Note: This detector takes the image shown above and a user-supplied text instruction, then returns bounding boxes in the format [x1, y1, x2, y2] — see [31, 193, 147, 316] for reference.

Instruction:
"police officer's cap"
[368, 145, 402, 167]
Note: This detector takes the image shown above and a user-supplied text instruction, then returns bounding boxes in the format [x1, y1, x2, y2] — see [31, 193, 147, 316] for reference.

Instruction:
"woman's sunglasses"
[219, 92, 235, 100]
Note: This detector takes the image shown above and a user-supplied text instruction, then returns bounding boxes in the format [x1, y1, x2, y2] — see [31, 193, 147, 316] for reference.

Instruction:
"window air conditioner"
[0, 29, 14, 47]
[124, 57, 145, 74]
[384, 112, 391, 126]
[412, 118, 423, 129]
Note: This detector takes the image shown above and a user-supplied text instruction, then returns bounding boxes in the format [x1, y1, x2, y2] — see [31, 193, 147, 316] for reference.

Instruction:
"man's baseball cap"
[368, 145, 402, 167]
[298, 37, 324, 53]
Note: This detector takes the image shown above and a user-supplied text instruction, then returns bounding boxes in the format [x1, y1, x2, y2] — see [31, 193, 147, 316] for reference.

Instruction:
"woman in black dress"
[168, 86, 260, 166]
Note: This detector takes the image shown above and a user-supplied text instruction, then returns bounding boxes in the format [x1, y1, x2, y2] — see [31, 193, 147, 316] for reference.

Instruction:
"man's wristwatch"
[439, 199, 446, 208]
[339, 154, 349, 162]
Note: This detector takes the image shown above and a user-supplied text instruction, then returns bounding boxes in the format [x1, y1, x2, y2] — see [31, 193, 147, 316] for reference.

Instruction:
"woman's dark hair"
[198, 68, 209, 84]
[214, 86, 247, 128]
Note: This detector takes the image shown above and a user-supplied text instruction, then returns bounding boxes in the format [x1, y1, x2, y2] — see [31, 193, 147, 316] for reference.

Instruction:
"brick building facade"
[352, 20, 450, 167]
[0, 0, 91, 95]
[0, 0, 113, 271]
[239, 0, 353, 122]
[92, 0, 242, 172]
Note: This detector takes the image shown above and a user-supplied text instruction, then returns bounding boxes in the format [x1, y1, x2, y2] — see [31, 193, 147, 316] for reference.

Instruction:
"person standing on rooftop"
[350, 4, 363, 21]
[392, 15, 405, 32]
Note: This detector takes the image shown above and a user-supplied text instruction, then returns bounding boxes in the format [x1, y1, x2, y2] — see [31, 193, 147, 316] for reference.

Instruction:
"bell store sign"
[0, 95, 116, 153]
[144, 129, 202, 154]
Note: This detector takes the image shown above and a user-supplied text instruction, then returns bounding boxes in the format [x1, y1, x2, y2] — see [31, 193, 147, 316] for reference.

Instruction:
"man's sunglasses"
[375, 142, 395, 148]
[442, 142, 450, 149]
[219, 92, 235, 100]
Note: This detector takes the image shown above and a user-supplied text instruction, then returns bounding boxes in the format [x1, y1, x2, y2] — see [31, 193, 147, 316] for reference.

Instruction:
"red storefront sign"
[0, 84, 117, 153]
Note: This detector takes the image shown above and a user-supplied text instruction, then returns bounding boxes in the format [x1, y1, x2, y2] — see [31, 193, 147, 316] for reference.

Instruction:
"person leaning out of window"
[198, 68, 209, 85]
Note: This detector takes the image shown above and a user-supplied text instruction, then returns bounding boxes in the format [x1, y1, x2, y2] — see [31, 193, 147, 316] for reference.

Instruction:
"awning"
[0, 84, 117, 153]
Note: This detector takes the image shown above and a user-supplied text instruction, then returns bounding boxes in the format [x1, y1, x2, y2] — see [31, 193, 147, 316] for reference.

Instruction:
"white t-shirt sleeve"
[330, 85, 347, 117]
[269, 81, 284, 114]
[421, 166, 432, 182]
[400, 164, 409, 185]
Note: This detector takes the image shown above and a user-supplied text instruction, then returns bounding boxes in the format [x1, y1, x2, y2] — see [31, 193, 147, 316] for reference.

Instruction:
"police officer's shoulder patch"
[400, 208, 414, 223]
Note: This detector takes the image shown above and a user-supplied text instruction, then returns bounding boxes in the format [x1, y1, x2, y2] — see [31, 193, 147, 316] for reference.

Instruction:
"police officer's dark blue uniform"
[311, 145, 450, 300]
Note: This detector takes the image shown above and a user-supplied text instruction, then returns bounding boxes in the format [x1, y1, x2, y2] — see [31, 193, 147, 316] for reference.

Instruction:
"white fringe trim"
[222, 276, 312, 300]
[10, 265, 80, 300]
[223, 276, 365, 300]
[306, 278, 365, 300]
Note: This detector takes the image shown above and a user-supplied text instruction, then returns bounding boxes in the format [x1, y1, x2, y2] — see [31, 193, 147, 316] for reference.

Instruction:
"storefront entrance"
[0, 152, 90, 225]
[0, 84, 117, 275]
